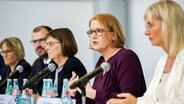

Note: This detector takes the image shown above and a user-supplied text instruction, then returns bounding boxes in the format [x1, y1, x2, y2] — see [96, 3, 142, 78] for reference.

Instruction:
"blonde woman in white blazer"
[106, 0, 184, 104]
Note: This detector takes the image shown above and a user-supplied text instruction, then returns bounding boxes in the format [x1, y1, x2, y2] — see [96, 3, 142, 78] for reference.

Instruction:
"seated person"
[0, 37, 31, 94]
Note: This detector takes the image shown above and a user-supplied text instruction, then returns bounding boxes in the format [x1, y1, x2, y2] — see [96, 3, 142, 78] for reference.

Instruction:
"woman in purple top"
[70, 13, 146, 104]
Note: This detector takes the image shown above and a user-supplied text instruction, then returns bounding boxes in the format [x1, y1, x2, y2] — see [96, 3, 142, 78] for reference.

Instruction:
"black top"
[0, 55, 7, 82]
[48, 56, 87, 104]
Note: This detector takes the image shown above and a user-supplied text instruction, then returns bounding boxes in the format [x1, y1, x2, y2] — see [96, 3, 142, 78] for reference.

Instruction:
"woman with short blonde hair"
[0, 36, 31, 94]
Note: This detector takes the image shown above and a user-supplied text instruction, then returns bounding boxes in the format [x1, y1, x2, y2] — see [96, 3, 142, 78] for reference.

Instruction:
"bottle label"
[12, 89, 20, 96]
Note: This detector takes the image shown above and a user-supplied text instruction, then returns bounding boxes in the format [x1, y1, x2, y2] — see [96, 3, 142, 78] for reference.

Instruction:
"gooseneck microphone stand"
[78, 81, 88, 104]
[80, 86, 86, 104]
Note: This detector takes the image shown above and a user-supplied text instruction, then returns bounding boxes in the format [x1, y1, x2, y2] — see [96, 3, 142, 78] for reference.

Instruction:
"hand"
[86, 82, 96, 99]
[68, 71, 80, 96]
[36, 93, 41, 100]
[27, 88, 33, 96]
[27, 89, 41, 100]
[106, 93, 137, 104]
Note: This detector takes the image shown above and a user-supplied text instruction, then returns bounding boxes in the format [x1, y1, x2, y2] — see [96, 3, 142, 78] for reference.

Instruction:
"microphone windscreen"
[16, 65, 24, 73]
[101, 62, 110, 72]
[48, 63, 56, 72]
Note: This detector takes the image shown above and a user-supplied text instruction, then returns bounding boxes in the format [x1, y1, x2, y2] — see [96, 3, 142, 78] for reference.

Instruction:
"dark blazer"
[48, 56, 87, 104]
[0, 55, 7, 82]
[0, 59, 31, 94]
[28, 57, 56, 95]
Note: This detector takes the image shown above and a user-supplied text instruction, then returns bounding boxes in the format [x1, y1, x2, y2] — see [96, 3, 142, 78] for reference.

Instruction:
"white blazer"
[137, 49, 184, 104]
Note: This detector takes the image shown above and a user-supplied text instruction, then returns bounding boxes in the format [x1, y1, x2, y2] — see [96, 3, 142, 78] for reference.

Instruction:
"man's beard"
[36, 47, 48, 59]
[40, 52, 48, 59]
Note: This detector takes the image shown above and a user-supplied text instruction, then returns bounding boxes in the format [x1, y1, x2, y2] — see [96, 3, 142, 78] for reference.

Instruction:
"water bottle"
[12, 79, 20, 103]
[61, 78, 72, 104]
[22, 79, 28, 97]
[12, 79, 20, 95]
[42, 79, 47, 97]
[71, 99, 76, 104]
[46, 78, 53, 98]
[20, 79, 31, 104]
[5, 79, 12, 95]
[53, 80, 58, 97]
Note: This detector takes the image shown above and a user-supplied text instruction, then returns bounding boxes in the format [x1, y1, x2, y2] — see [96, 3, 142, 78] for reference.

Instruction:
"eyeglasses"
[46, 41, 60, 47]
[87, 28, 106, 38]
[30, 38, 46, 45]
[145, 23, 161, 29]
[0, 50, 13, 55]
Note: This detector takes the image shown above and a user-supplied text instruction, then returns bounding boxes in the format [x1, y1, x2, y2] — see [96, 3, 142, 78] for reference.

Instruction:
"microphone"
[9, 65, 24, 77]
[0, 65, 24, 88]
[70, 62, 110, 89]
[21, 63, 56, 89]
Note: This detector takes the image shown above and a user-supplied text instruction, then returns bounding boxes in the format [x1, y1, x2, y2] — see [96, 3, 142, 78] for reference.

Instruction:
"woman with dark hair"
[45, 28, 87, 104]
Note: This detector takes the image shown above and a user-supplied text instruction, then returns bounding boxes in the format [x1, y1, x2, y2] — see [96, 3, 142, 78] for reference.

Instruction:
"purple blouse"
[93, 48, 146, 104]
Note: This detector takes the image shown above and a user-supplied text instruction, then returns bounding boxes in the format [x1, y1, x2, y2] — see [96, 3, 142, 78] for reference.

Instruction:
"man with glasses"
[28, 25, 53, 96]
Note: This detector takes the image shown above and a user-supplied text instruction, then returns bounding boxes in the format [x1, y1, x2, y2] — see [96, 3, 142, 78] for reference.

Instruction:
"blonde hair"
[144, 0, 184, 56]
[89, 13, 126, 48]
[0, 37, 25, 61]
